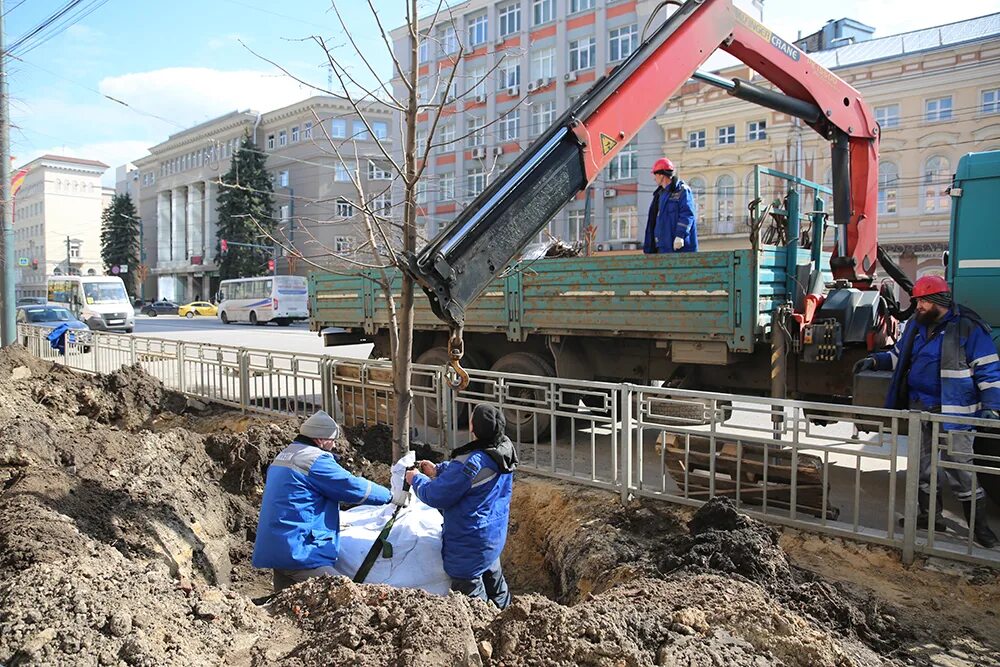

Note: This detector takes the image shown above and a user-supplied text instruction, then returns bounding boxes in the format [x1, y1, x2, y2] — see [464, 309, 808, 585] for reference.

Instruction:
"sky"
[7, 0, 999, 186]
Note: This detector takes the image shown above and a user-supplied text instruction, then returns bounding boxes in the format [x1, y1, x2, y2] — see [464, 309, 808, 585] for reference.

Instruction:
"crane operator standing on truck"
[644, 157, 698, 254]
[855, 276, 1000, 548]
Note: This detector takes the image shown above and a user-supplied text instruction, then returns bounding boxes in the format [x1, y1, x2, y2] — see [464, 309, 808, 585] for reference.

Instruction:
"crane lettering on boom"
[733, 9, 800, 62]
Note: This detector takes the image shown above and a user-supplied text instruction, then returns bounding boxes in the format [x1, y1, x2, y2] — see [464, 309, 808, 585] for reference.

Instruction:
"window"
[277, 170, 289, 187]
[439, 122, 456, 147]
[923, 156, 951, 213]
[500, 110, 520, 142]
[688, 177, 706, 227]
[468, 14, 488, 46]
[335, 163, 352, 182]
[372, 121, 389, 141]
[335, 236, 353, 253]
[498, 3, 520, 37]
[418, 33, 431, 63]
[608, 206, 636, 241]
[498, 62, 520, 90]
[417, 81, 430, 104]
[746, 120, 766, 141]
[570, 0, 594, 12]
[532, 0, 554, 25]
[467, 168, 486, 197]
[69, 240, 81, 258]
[688, 129, 706, 149]
[925, 96, 952, 122]
[530, 100, 556, 137]
[567, 210, 586, 242]
[353, 120, 370, 141]
[875, 104, 900, 128]
[371, 191, 392, 216]
[607, 141, 636, 181]
[982, 88, 1000, 115]
[466, 64, 487, 98]
[878, 162, 898, 215]
[336, 199, 354, 218]
[304, 121, 313, 139]
[439, 173, 455, 200]
[467, 116, 486, 147]
[608, 25, 638, 62]
[266, 134, 275, 150]
[531, 47, 555, 81]
[441, 25, 458, 55]
[291, 126, 300, 142]
[368, 162, 391, 180]
[331, 119, 346, 139]
[715, 175, 735, 233]
[569, 37, 596, 71]
[718, 125, 736, 145]
[279, 204, 291, 223]
[278, 130, 287, 147]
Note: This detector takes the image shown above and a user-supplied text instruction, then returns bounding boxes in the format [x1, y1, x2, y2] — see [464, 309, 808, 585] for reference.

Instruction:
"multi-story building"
[391, 0, 666, 250]
[123, 95, 393, 302]
[12, 154, 111, 300]
[659, 13, 1000, 288]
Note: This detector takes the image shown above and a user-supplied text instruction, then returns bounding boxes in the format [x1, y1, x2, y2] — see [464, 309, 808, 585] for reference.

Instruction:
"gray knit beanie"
[299, 410, 341, 440]
[923, 291, 953, 308]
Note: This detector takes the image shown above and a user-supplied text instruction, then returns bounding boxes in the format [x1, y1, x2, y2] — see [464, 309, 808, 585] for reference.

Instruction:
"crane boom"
[402, 0, 880, 386]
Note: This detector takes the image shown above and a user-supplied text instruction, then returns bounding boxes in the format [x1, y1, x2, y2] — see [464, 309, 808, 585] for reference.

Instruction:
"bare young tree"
[245, 1, 524, 459]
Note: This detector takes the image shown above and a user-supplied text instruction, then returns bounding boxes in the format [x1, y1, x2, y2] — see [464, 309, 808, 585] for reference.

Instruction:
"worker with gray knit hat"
[855, 275, 1000, 548]
[253, 410, 394, 591]
[407, 404, 518, 608]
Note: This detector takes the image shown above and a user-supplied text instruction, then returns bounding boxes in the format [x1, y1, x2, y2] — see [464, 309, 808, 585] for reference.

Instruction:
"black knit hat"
[471, 404, 506, 444]
[922, 291, 953, 308]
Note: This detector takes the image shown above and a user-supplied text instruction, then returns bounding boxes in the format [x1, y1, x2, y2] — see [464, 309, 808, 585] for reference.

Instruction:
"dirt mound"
[0, 343, 51, 379]
[205, 422, 298, 497]
[661, 497, 905, 653]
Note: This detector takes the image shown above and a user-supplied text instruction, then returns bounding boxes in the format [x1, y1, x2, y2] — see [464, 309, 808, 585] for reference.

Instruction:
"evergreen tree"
[99, 193, 140, 295]
[215, 132, 276, 279]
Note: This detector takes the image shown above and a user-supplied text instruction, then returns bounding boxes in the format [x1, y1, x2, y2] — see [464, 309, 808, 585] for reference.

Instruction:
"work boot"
[961, 498, 999, 549]
[917, 490, 947, 532]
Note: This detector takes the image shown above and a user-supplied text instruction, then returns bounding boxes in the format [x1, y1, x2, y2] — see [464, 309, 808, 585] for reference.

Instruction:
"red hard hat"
[651, 157, 675, 174]
[912, 275, 949, 298]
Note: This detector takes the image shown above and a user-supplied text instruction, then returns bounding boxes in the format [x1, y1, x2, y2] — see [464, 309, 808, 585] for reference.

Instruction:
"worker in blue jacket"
[253, 410, 396, 591]
[644, 157, 698, 254]
[407, 404, 518, 608]
[855, 275, 1000, 548]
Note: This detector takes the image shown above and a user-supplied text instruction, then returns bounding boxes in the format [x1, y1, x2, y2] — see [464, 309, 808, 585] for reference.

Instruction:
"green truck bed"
[310, 246, 826, 355]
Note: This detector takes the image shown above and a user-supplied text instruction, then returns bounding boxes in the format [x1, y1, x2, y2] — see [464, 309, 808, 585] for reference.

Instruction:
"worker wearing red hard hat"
[643, 157, 698, 254]
[855, 275, 1000, 548]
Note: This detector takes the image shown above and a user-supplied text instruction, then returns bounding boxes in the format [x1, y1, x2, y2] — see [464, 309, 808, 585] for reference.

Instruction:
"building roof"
[27, 154, 109, 169]
[810, 12, 1000, 69]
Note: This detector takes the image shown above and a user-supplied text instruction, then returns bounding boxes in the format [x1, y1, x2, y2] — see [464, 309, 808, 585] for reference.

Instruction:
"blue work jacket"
[252, 439, 391, 570]
[644, 179, 698, 253]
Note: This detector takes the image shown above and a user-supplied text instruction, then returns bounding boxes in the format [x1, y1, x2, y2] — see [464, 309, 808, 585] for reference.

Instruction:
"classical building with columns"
[124, 95, 393, 302]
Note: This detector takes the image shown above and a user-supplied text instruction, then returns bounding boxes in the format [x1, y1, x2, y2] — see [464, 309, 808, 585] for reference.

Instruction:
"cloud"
[207, 33, 245, 50]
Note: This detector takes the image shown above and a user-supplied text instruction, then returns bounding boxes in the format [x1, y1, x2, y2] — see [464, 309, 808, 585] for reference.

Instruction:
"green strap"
[353, 505, 402, 584]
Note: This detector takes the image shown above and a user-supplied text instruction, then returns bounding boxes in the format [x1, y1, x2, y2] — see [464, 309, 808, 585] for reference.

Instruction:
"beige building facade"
[12, 155, 111, 299]
[124, 95, 393, 302]
[658, 13, 1000, 287]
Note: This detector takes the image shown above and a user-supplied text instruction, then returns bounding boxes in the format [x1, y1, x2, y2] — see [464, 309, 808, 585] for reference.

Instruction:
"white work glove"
[673, 237, 684, 251]
[390, 450, 416, 507]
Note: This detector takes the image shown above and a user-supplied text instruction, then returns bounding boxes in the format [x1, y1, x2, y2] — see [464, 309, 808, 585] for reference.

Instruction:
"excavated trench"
[1, 347, 999, 666]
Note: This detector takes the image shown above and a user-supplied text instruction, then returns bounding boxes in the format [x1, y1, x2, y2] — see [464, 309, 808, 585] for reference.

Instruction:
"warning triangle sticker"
[600, 133, 618, 155]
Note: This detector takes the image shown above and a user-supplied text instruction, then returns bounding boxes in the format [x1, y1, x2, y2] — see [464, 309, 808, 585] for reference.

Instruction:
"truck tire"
[974, 432, 1000, 505]
[412, 347, 486, 429]
[490, 352, 556, 440]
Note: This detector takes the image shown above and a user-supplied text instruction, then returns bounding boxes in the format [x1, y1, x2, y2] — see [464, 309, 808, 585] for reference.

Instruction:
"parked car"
[141, 300, 179, 317]
[16, 304, 92, 350]
[178, 301, 218, 318]
[16, 296, 47, 307]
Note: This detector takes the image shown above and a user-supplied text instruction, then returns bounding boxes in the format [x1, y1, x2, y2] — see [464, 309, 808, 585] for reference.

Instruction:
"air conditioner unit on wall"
[603, 188, 617, 198]
[492, 147, 504, 156]
[471, 147, 486, 159]
[495, 37, 506, 47]
[535, 78, 545, 88]
[507, 86, 519, 97]
[526, 81, 537, 93]
[564, 72, 577, 82]
[474, 94, 487, 103]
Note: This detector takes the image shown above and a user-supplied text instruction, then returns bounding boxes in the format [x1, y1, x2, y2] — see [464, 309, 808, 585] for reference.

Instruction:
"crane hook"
[447, 327, 470, 391]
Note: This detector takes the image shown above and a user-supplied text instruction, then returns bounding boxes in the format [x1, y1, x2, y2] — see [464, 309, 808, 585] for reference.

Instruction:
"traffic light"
[267, 259, 275, 272]
[220, 239, 228, 253]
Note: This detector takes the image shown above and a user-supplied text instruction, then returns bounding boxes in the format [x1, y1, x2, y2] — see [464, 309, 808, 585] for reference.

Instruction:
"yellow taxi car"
[178, 301, 218, 318]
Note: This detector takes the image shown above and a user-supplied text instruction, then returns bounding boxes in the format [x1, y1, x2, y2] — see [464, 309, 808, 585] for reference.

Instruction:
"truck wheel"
[974, 432, 1000, 505]
[490, 352, 556, 440]
[412, 347, 486, 429]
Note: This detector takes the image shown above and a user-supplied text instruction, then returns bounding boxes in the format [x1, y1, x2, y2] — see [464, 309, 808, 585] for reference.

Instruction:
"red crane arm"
[573, 0, 879, 283]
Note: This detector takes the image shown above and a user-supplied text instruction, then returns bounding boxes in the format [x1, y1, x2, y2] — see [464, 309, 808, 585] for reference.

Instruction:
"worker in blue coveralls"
[253, 410, 398, 591]
[854, 275, 1000, 548]
[407, 404, 518, 608]
[643, 156, 698, 254]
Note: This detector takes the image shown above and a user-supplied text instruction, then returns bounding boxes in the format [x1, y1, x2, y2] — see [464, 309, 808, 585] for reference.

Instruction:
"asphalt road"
[133, 314, 373, 358]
